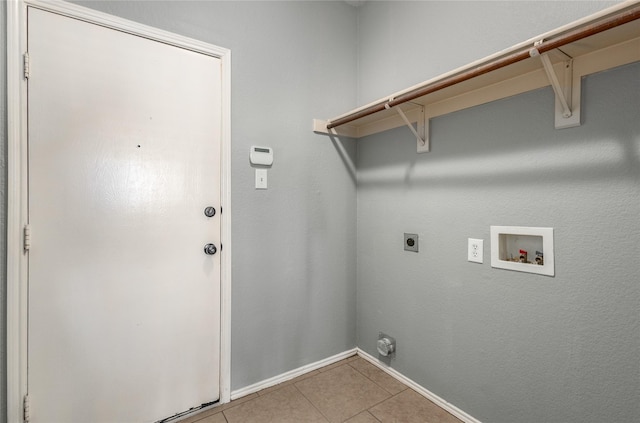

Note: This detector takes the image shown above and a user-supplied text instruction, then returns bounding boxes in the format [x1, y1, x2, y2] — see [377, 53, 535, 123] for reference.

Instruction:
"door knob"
[204, 207, 216, 217]
[204, 243, 217, 255]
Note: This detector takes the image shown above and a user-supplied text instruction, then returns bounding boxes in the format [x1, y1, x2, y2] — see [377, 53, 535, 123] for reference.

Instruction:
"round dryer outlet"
[377, 334, 396, 356]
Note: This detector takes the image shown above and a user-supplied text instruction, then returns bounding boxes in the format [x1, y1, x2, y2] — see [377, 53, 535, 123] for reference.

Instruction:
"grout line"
[347, 360, 385, 392]
[356, 349, 481, 423]
[347, 358, 409, 396]
[188, 393, 258, 422]
[360, 388, 401, 414]
[292, 360, 383, 423]
[318, 355, 359, 373]
[342, 358, 401, 418]
[365, 410, 383, 423]
[231, 349, 357, 400]
[292, 384, 332, 423]
[256, 369, 321, 396]
[221, 356, 460, 423]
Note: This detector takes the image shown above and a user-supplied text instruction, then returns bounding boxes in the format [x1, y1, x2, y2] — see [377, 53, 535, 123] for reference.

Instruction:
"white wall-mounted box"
[249, 146, 273, 166]
[490, 226, 554, 276]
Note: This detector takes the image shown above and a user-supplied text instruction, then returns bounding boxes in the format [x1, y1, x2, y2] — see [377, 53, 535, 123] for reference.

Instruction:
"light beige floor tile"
[258, 370, 321, 396]
[178, 409, 222, 423]
[295, 364, 391, 423]
[344, 411, 381, 423]
[223, 384, 328, 423]
[180, 394, 258, 423]
[192, 412, 227, 423]
[369, 389, 463, 423]
[349, 358, 408, 395]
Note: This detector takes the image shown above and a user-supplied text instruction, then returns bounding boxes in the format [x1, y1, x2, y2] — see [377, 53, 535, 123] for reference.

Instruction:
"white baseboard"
[230, 348, 358, 400]
[228, 347, 480, 423]
[356, 348, 482, 423]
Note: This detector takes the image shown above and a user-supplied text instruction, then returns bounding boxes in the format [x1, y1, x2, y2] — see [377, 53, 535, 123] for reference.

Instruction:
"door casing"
[6, 1, 232, 421]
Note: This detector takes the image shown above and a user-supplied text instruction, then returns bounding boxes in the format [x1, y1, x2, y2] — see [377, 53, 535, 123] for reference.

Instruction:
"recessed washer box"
[490, 226, 554, 276]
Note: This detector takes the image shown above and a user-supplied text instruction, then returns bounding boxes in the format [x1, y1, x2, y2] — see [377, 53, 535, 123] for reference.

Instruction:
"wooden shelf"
[313, 1, 640, 150]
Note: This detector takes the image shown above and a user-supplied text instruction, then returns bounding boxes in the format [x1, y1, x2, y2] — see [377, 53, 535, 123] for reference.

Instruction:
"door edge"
[6, 2, 233, 420]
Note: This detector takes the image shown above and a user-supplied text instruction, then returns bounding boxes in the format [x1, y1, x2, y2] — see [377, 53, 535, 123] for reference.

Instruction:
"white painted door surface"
[27, 8, 221, 423]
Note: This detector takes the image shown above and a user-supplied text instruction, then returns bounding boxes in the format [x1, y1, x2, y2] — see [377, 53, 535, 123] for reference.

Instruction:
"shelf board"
[314, 2, 640, 142]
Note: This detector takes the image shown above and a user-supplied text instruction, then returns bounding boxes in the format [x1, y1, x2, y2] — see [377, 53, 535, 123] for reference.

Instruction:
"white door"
[27, 8, 221, 423]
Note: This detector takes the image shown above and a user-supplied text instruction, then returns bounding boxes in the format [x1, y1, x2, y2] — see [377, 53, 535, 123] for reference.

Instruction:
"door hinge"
[23, 394, 30, 423]
[23, 52, 30, 80]
[24, 224, 31, 252]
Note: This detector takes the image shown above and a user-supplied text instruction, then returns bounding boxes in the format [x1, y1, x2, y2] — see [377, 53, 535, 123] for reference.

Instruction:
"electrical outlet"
[404, 233, 418, 252]
[468, 238, 483, 263]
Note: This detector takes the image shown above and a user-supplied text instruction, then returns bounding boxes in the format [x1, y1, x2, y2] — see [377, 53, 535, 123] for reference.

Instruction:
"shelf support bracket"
[385, 103, 429, 153]
[529, 40, 580, 129]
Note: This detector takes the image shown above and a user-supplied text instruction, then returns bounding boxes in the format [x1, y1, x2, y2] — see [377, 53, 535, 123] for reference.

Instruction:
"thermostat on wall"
[250, 146, 273, 166]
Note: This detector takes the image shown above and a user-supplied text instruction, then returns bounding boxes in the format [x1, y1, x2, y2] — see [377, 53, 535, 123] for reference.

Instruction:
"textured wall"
[356, 2, 639, 422]
[3, 2, 639, 423]
[1, 1, 358, 408]
[74, 0, 360, 392]
[357, 1, 620, 105]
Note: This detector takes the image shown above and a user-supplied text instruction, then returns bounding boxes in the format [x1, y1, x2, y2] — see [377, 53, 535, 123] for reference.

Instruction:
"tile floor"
[180, 355, 462, 423]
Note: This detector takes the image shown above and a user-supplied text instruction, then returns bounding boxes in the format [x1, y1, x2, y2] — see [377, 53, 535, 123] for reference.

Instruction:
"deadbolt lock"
[204, 243, 217, 255]
[204, 207, 216, 217]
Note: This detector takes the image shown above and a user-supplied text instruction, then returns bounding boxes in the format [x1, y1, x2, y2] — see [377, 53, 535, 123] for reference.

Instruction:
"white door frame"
[6, 1, 232, 421]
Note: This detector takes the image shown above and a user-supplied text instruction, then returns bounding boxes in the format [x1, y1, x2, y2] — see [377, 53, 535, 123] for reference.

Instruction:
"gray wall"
[73, 0, 360, 392]
[356, 2, 639, 423]
[1, 0, 358, 410]
[357, 1, 621, 105]
[3, 1, 639, 423]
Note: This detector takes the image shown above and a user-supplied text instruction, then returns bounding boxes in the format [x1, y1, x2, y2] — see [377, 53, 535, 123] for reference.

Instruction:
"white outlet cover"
[468, 238, 483, 263]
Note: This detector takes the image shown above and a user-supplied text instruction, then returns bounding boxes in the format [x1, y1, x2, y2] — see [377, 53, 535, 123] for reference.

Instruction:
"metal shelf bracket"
[529, 40, 581, 129]
[384, 102, 429, 153]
